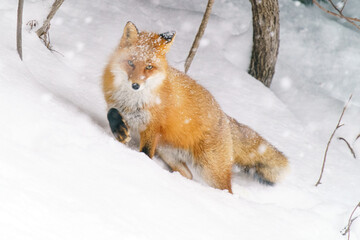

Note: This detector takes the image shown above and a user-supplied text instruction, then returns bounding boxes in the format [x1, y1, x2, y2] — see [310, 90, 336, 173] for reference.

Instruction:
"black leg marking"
[254, 172, 275, 186]
[140, 144, 151, 158]
[107, 108, 130, 143]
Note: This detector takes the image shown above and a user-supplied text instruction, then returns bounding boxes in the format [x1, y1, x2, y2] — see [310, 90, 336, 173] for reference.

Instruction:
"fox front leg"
[107, 108, 131, 144]
[139, 130, 160, 159]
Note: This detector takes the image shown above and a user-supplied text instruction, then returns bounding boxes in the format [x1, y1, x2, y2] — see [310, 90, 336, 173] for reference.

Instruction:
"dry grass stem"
[338, 137, 356, 159]
[315, 94, 352, 186]
[341, 202, 360, 240]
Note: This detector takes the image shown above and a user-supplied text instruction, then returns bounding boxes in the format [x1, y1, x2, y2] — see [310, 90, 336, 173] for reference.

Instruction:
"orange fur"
[103, 22, 288, 193]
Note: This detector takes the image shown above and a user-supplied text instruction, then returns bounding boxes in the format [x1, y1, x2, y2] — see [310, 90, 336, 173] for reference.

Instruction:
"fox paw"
[107, 108, 131, 144]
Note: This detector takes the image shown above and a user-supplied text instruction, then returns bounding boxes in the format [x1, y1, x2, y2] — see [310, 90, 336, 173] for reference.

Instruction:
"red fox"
[103, 22, 288, 193]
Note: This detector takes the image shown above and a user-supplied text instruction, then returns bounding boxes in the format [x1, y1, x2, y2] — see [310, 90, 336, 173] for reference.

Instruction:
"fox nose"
[132, 83, 140, 90]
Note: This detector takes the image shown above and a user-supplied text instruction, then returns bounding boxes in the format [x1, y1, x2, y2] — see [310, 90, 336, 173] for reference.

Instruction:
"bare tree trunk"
[17, 0, 24, 60]
[248, 0, 280, 87]
[184, 0, 214, 74]
[36, 0, 64, 49]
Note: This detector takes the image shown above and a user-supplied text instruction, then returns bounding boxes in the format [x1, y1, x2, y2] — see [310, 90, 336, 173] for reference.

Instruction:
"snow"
[1, 0, 359, 239]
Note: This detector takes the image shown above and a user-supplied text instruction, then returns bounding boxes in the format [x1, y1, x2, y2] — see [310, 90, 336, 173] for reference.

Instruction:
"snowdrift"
[0, 0, 359, 239]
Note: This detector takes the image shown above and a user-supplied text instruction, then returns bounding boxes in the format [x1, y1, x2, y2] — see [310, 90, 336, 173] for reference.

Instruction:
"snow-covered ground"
[1, 0, 359, 239]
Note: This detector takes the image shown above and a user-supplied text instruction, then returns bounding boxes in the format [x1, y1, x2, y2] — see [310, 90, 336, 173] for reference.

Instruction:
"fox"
[102, 21, 288, 193]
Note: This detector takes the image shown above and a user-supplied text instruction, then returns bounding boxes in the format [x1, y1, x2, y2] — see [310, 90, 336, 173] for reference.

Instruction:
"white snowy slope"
[0, 0, 359, 240]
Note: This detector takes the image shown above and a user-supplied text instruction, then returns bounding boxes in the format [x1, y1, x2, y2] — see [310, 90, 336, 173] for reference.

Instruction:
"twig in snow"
[355, 134, 360, 142]
[16, 0, 24, 60]
[341, 202, 360, 240]
[313, 0, 360, 31]
[338, 137, 356, 159]
[36, 0, 64, 51]
[184, 0, 214, 74]
[315, 94, 352, 186]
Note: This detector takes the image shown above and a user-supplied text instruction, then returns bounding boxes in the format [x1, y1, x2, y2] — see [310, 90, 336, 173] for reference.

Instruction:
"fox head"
[110, 21, 175, 92]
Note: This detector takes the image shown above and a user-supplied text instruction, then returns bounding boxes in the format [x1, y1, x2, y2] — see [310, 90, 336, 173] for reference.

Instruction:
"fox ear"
[120, 21, 139, 48]
[159, 31, 176, 54]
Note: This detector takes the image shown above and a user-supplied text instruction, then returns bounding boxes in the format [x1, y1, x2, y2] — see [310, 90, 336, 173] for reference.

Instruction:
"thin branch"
[184, 0, 214, 74]
[315, 0, 360, 22]
[313, 0, 360, 31]
[341, 202, 360, 240]
[315, 94, 352, 186]
[338, 137, 356, 159]
[328, 0, 342, 15]
[36, 0, 64, 50]
[16, 0, 24, 60]
[327, 0, 349, 17]
[339, 0, 348, 13]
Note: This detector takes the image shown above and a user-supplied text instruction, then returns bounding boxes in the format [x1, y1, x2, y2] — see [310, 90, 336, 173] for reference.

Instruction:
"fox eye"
[145, 65, 153, 70]
[128, 60, 134, 67]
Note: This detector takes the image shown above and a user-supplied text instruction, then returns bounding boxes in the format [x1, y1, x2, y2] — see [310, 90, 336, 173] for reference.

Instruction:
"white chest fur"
[110, 88, 151, 132]
[109, 68, 161, 132]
